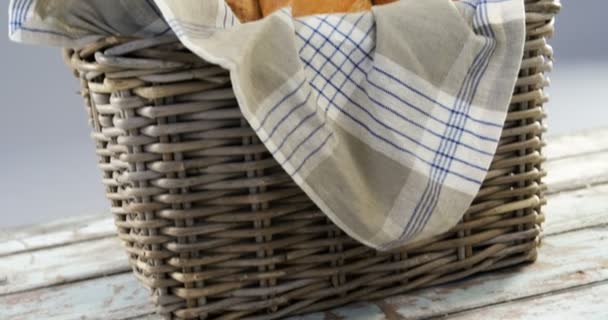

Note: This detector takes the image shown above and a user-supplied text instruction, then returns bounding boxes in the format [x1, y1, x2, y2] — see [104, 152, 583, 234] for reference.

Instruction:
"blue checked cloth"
[8, 0, 525, 250]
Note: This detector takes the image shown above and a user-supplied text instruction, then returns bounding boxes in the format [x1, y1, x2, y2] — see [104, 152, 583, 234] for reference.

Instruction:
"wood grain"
[291, 228, 608, 320]
[0, 214, 113, 257]
[544, 184, 608, 235]
[443, 282, 608, 320]
[0, 182, 602, 298]
[545, 151, 608, 194]
[544, 127, 608, 161]
[2, 223, 607, 319]
[0, 237, 129, 295]
[0, 273, 154, 320]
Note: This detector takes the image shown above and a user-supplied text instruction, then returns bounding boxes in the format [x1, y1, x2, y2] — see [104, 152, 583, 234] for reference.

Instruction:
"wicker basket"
[64, 1, 559, 319]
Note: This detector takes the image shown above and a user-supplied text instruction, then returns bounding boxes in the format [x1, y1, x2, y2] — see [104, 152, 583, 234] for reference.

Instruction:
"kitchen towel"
[8, 0, 525, 250]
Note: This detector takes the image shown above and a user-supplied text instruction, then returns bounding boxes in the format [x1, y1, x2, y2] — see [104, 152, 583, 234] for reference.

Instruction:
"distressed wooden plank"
[0, 214, 114, 256]
[0, 182, 598, 297]
[4, 226, 604, 320]
[544, 127, 608, 161]
[0, 273, 155, 320]
[544, 184, 608, 235]
[291, 228, 608, 320]
[443, 282, 608, 320]
[0, 182, 606, 306]
[0, 237, 129, 295]
[544, 150, 608, 194]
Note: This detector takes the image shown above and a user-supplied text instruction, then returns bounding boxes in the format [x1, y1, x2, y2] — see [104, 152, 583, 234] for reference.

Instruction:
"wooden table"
[2, 128, 608, 320]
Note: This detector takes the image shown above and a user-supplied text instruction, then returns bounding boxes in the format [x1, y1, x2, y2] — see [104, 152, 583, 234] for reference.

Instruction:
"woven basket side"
[65, 1, 559, 319]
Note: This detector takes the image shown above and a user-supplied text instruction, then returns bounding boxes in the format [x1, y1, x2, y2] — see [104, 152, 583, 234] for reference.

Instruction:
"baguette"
[259, 0, 291, 16]
[226, 0, 263, 22]
[372, 0, 398, 5]
[260, 0, 372, 17]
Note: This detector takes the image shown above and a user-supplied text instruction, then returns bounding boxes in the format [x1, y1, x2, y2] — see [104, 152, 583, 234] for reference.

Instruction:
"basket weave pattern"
[65, 1, 559, 319]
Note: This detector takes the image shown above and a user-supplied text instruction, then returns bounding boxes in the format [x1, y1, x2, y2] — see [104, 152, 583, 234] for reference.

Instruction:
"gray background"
[0, 1, 606, 228]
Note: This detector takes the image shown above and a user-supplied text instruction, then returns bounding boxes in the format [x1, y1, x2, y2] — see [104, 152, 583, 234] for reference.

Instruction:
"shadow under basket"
[63, 1, 559, 319]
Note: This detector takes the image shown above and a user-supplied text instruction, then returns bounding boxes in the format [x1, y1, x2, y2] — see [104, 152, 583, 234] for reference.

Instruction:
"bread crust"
[260, 0, 373, 17]
[372, 0, 398, 5]
[259, 0, 291, 16]
[226, 0, 263, 22]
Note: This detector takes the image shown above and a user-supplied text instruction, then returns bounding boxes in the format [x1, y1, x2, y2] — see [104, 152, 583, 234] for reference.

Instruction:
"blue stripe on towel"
[253, 78, 307, 130]
[370, 66, 503, 129]
[278, 120, 324, 164]
[307, 75, 482, 185]
[295, 18, 492, 169]
[401, 1, 494, 242]
[260, 91, 312, 144]
[398, 0, 497, 244]
[296, 18, 499, 145]
[291, 132, 334, 175]
[303, 54, 492, 172]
